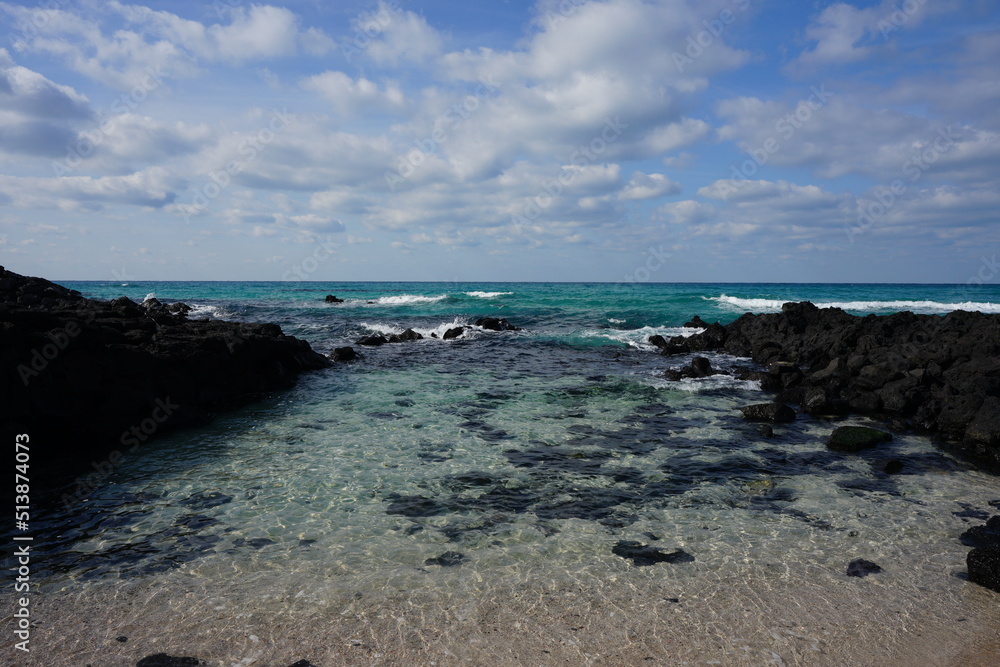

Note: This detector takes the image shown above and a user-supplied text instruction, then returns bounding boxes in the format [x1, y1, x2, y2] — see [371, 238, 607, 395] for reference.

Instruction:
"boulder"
[612, 540, 694, 567]
[331, 346, 357, 362]
[443, 326, 467, 340]
[740, 403, 796, 423]
[828, 426, 892, 453]
[474, 317, 520, 331]
[356, 334, 389, 346]
[967, 548, 1000, 593]
[690, 356, 714, 377]
[324, 295, 343, 303]
[388, 328, 423, 343]
[684, 315, 709, 328]
[846, 559, 883, 578]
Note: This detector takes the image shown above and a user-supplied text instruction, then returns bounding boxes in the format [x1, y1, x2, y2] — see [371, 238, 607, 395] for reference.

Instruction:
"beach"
[6, 280, 1000, 665]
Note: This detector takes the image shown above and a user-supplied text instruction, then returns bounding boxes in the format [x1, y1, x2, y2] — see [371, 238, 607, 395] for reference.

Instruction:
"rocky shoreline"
[651, 301, 1000, 470]
[1, 266, 331, 493]
[652, 301, 1000, 594]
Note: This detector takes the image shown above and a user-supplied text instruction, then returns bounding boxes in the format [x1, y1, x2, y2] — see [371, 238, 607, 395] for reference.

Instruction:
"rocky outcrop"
[650, 302, 1000, 469]
[0, 266, 331, 489]
[324, 294, 344, 303]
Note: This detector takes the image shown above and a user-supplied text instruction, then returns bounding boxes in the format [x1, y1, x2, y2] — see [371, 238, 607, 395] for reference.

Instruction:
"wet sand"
[15, 559, 1000, 666]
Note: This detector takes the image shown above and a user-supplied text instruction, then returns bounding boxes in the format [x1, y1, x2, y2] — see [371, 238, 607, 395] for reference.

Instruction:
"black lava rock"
[356, 334, 389, 346]
[612, 540, 694, 567]
[331, 346, 357, 361]
[443, 326, 467, 340]
[424, 551, 467, 567]
[136, 655, 205, 667]
[846, 558, 883, 577]
[0, 266, 331, 490]
[474, 317, 521, 331]
[828, 426, 892, 453]
[740, 403, 796, 423]
[324, 294, 343, 303]
[967, 548, 1000, 592]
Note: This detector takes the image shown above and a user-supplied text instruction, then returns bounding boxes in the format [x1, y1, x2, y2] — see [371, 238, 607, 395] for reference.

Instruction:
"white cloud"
[618, 172, 681, 200]
[301, 71, 405, 115]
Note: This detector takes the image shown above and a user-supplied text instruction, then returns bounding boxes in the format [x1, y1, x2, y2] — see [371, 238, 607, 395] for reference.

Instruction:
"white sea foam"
[707, 294, 1000, 314]
[360, 317, 492, 340]
[368, 294, 448, 306]
[143, 292, 156, 302]
[582, 325, 705, 350]
[643, 370, 762, 393]
[465, 291, 513, 298]
[607, 318, 626, 324]
[188, 304, 223, 318]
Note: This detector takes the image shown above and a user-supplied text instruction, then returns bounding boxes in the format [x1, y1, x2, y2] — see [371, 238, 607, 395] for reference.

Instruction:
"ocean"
[28, 281, 1000, 665]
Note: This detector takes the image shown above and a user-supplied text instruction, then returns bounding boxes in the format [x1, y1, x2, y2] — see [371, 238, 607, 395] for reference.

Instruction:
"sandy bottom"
[13, 558, 1000, 667]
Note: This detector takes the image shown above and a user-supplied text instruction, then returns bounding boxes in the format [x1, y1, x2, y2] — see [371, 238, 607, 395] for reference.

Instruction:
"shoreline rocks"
[1, 266, 331, 491]
[651, 302, 1000, 470]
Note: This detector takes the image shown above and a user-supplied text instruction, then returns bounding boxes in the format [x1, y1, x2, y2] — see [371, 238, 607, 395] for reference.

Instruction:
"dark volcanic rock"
[828, 426, 892, 453]
[424, 550, 467, 567]
[967, 548, 1000, 592]
[356, 334, 390, 346]
[684, 315, 710, 328]
[690, 356, 714, 377]
[612, 540, 694, 566]
[136, 655, 205, 667]
[443, 326, 467, 340]
[740, 403, 796, 423]
[474, 316, 521, 331]
[324, 294, 344, 303]
[388, 328, 423, 343]
[692, 301, 1000, 469]
[846, 558, 883, 578]
[0, 266, 331, 491]
[960, 516, 1000, 550]
[331, 346, 357, 361]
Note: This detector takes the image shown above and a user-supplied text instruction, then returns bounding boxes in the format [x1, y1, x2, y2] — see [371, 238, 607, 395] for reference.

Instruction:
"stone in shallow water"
[136, 654, 205, 666]
[846, 558, 883, 577]
[612, 540, 694, 567]
[178, 491, 232, 510]
[967, 548, 1000, 592]
[828, 426, 892, 453]
[740, 403, 796, 423]
[424, 551, 467, 567]
[959, 516, 1000, 549]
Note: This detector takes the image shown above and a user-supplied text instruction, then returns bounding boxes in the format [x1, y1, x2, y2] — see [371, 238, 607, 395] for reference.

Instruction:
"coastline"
[5, 273, 1000, 665]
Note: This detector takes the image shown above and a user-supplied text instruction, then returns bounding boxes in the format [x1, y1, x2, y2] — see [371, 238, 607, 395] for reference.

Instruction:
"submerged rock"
[740, 403, 796, 423]
[331, 346, 357, 361]
[828, 426, 892, 453]
[424, 550, 467, 567]
[846, 558, 883, 578]
[356, 334, 389, 346]
[443, 326, 468, 340]
[474, 316, 521, 331]
[612, 540, 694, 567]
[324, 294, 344, 303]
[136, 655, 205, 667]
[967, 548, 1000, 592]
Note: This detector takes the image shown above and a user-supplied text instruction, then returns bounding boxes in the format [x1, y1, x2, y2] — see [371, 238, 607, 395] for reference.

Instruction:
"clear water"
[27, 282, 1000, 665]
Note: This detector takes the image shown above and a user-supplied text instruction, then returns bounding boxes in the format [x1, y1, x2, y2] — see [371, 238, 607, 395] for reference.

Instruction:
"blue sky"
[0, 0, 998, 282]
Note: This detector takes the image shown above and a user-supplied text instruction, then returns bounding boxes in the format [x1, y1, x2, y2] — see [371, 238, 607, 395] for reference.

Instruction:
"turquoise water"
[28, 282, 1000, 664]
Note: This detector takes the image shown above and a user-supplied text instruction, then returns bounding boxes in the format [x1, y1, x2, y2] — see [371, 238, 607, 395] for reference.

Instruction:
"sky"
[0, 0, 998, 283]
